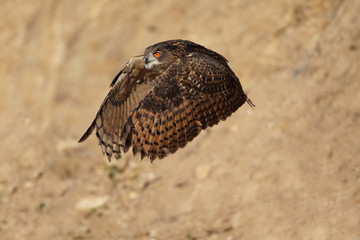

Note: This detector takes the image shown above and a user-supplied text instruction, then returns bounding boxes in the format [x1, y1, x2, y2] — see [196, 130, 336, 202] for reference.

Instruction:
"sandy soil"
[1, 0, 360, 239]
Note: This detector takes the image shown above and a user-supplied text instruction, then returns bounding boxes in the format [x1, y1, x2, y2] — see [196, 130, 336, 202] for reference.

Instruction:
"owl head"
[143, 39, 228, 72]
[143, 41, 180, 71]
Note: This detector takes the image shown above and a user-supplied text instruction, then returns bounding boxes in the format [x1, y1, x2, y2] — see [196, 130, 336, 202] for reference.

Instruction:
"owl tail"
[246, 97, 255, 108]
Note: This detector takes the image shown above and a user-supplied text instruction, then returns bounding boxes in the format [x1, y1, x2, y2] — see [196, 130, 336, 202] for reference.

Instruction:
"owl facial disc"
[144, 54, 159, 69]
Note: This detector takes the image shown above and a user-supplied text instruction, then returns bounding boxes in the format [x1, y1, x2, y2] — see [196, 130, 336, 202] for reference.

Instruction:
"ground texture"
[1, 0, 360, 239]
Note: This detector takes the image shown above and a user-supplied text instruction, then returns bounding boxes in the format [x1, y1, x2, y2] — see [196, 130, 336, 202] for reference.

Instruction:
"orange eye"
[153, 51, 161, 58]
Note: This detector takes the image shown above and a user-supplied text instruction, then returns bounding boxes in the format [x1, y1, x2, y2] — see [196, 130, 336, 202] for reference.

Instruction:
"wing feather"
[147, 112, 161, 161]
[158, 113, 169, 159]
[141, 113, 154, 158]
[175, 106, 187, 148]
[183, 100, 202, 142]
[78, 56, 159, 161]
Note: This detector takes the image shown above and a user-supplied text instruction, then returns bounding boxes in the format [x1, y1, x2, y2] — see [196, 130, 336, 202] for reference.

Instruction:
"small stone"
[230, 125, 239, 132]
[75, 195, 109, 211]
[195, 163, 212, 180]
[149, 229, 157, 237]
[128, 191, 138, 200]
[24, 181, 34, 189]
[146, 172, 155, 181]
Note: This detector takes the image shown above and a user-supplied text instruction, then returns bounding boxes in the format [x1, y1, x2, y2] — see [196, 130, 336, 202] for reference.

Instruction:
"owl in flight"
[79, 39, 254, 162]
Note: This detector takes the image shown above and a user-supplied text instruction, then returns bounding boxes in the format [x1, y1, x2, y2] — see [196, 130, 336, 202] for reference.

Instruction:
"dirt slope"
[1, 0, 360, 239]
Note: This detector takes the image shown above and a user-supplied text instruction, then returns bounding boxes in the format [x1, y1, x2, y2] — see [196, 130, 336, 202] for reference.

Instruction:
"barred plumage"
[79, 39, 253, 162]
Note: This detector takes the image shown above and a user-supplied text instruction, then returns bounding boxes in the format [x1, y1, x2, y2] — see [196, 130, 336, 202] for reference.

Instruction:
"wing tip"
[78, 123, 95, 143]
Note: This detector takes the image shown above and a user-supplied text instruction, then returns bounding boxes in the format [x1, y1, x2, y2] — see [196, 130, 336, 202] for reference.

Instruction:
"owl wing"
[120, 52, 250, 161]
[79, 55, 159, 160]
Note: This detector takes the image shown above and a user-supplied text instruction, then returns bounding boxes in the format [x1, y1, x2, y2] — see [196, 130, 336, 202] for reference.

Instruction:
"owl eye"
[153, 51, 161, 58]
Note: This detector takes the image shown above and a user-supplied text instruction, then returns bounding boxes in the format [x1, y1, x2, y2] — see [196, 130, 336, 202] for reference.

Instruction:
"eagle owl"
[79, 39, 254, 162]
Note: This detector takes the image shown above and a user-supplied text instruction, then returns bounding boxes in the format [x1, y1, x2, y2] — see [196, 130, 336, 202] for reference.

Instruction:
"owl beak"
[144, 56, 149, 65]
[144, 55, 158, 69]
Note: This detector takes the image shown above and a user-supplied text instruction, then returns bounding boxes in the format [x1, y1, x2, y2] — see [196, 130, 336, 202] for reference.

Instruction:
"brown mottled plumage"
[79, 39, 254, 162]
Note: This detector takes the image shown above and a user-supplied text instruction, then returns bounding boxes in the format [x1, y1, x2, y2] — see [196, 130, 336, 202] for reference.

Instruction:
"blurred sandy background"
[1, 0, 360, 239]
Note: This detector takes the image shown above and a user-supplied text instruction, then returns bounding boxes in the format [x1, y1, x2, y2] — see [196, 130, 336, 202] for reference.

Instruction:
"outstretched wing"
[79, 56, 160, 160]
[120, 53, 250, 161]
